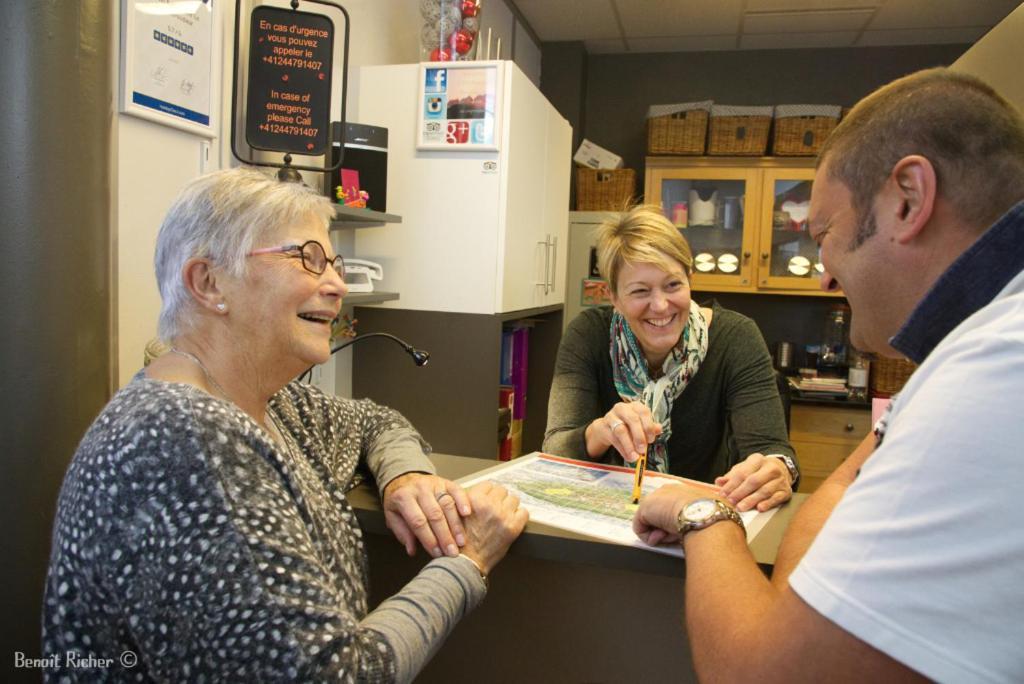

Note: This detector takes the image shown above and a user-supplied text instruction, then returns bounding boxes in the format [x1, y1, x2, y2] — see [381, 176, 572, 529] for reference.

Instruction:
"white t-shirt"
[789, 269, 1024, 684]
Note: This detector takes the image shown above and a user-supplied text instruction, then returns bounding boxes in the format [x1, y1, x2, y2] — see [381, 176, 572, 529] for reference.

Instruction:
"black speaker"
[325, 121, 388, 213]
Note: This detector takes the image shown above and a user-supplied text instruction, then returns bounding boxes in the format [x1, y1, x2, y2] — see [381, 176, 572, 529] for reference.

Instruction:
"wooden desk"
[350, 454, 806, 683]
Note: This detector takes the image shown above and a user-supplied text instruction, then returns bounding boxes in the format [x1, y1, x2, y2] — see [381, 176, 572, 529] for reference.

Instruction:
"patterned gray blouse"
[42, 373, 485, 682]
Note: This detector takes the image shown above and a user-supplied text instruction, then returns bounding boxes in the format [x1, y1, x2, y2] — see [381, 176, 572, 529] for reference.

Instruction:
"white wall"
[113, 0, 421, 389]
[952, 2, 1024, 111]
[113, 0, 539, 393]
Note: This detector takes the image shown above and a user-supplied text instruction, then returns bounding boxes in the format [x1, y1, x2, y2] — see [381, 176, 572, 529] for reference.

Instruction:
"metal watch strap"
[770, 454, 800, 488]
[676, 499, 745, 538]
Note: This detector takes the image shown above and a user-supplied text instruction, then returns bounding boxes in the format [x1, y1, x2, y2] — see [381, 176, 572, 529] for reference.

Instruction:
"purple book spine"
[510, 327, 529, 419]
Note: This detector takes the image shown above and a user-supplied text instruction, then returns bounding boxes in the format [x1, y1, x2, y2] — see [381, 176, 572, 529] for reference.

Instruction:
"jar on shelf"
[420, 0, 482, 62]
[818, 304, 850, 378]
[847, 348, 870, 401]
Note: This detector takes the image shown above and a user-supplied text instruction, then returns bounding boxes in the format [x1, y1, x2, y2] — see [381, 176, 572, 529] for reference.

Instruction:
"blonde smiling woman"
[543, 204, 797, 513]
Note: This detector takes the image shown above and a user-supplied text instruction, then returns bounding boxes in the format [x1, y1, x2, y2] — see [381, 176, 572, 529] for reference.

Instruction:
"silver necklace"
[170, 347, 286, 447]
[169, 347, 231, 400]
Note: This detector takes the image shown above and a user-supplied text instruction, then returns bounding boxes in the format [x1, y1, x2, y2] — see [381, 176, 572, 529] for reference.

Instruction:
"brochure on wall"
[459, 453, 776, 558]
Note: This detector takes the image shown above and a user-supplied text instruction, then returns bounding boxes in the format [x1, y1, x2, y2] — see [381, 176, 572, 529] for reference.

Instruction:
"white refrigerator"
[352, 60, 572, 315]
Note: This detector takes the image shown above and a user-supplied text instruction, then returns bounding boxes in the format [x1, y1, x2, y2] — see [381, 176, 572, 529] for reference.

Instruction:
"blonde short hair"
[595, 204, 693, 294]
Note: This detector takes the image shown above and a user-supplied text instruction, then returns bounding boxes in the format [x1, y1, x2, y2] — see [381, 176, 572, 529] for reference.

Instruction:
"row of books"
[787, 375, 849, 398]
[498, 326, 529, 460]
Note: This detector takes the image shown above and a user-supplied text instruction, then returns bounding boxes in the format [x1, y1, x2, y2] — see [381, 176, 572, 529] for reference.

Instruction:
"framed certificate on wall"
[119, 0, 220, 138]
[417, 61, 501, 152]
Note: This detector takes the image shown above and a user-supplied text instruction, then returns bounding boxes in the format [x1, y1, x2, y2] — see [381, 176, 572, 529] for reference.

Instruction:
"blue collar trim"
[891, 200, 1024, 363]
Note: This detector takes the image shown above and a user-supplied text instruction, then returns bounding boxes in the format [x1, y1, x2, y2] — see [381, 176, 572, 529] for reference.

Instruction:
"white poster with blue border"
[120, 0, 219, 138]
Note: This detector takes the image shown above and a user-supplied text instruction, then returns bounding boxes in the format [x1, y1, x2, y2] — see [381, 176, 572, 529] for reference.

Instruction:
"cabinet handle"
[761, 252, 769, 262]
[845, 423, 854, 432]
[537, 238, 551, 294]
[548, 236, 558, 292]
[743, 251, 751, 264]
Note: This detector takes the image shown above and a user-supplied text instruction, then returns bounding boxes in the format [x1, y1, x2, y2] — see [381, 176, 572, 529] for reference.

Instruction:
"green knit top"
[542, 302, 796, 482]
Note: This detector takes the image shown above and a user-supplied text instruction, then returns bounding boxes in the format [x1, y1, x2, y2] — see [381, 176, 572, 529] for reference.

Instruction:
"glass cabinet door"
[758, 168, 825, 291]
[649, 167, 759, 292]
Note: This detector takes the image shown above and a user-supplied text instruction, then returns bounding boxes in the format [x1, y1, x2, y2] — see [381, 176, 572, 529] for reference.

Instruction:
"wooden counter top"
[348, 453, 807, 577]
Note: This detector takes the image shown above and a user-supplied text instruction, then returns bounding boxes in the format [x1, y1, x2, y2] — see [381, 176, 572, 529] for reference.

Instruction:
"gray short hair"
[155, 166, 336, 340]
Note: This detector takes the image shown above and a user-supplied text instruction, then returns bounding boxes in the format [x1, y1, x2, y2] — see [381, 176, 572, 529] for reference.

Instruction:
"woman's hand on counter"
[460, 481, 529, 575]
[383, 473, 472, 558]
[715, 453, 793, 512]
[585, 401, 662, 463]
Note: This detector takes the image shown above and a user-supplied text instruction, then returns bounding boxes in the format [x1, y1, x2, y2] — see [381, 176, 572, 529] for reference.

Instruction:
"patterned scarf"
[610, 306, 709, 472]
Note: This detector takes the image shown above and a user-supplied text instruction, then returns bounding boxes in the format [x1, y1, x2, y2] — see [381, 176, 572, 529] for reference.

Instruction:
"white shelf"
[331, 205, 402, 229]
[344, 291, 399, 306]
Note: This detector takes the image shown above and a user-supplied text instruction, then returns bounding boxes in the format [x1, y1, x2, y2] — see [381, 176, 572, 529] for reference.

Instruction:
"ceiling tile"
[744, 9, 874, 34]
[857, 26, 989, 46]
[740, 30, 860, 49]
[746, 0, 878, 10]
[870, 0, 1020, 29]
[513, 0, 621, 41]
[616, 0, 745, 37]
[626, 34, 738, 53]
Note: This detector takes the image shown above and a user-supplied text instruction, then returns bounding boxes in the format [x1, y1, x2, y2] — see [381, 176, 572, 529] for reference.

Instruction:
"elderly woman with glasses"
[544, 205, 797, 513]
[43, 167, 527, 681]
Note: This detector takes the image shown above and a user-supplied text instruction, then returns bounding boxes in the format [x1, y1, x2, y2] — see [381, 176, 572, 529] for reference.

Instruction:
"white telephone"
[344, 258, 384, 293]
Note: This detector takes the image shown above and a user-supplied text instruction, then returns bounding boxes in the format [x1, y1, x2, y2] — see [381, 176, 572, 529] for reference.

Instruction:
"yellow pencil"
[631, 448, 647, 504]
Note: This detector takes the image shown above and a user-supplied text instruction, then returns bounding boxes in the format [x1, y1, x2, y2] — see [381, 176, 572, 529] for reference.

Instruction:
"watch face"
[684, 499, 717, 521]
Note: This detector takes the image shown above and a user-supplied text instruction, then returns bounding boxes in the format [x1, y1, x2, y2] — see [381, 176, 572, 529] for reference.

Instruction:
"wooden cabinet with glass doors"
[645, 157, 842, 296]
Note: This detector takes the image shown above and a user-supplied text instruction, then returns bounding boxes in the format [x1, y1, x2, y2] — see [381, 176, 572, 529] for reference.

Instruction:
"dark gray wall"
[539, 41, 587, 208]
[541, 43, 969, 360]
[0, 1, 112, 672]
[548, 43, 969, 184]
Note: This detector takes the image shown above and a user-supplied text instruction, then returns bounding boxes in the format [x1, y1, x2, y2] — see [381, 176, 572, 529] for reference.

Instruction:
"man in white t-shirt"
[633, 68, 1024, 683]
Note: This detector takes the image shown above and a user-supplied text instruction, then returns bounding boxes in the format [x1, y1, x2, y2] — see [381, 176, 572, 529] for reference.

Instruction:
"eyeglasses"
[247, 239, 345, 279]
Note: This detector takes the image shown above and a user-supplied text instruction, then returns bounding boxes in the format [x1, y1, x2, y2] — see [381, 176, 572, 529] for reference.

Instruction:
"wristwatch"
[676, 498, 745, 538]
[770, 454, 800, 488]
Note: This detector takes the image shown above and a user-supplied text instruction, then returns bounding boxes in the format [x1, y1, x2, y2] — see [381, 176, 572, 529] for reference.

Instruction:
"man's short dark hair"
[818, 68, 1024, 240]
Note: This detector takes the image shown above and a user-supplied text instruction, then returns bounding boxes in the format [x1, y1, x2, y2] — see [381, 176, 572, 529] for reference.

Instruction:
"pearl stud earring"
[216, 302, 227, 312]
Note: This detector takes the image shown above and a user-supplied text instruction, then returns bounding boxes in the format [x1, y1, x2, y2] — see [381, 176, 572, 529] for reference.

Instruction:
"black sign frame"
[231, 0, 349, 174]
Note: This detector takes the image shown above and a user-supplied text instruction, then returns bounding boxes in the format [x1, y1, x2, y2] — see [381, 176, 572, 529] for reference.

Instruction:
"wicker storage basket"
[708, 105, 772, 156]
[870, 357, 917, 397]
[576, 168, 636, 210]
[646, 101, 712, 155]
[773, 105, 841, 156]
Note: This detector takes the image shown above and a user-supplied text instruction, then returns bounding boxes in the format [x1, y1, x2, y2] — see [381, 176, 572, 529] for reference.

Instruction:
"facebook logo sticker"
[424, 68, 447, 93]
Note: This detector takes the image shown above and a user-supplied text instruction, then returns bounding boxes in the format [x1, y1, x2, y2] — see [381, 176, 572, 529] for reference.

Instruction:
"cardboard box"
[573, 138, 623, 170]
